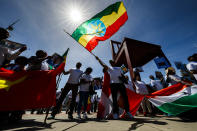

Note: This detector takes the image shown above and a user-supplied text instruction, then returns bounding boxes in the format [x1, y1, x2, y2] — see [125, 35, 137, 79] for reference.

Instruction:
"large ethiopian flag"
[72, 1, 128, 52]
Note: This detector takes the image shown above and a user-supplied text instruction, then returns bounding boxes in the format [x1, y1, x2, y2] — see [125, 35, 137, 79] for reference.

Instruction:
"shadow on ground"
[0, 118, 108, 131]
[128, 117, 168, 131]
[166, 118, 197, 123]
[0, 119, 52, 131]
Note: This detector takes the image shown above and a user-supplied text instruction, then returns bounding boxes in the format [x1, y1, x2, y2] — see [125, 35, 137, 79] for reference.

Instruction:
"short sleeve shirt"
[187, 62, 197, 72]
[150, 79, 163, 91]
[67, 68, 83, 84]
[166, 75, 181, 85]
[79, 74, 92, 92]
[134, 81, 149, 95]
[108, 66, 122, 83]
[41, 61, 49, 71]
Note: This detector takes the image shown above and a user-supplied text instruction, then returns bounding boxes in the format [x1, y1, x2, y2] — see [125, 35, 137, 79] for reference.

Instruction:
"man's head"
[109, 60, 115, 67]
[76, 62, 82, 69]
[36, 50, 47, 58]
[85, 67, 93, 75]
[15, 56, 28, 67]
[165, 67, 176, 75]
[192, 54, 197, 61]
[188, 56, 194, 62]
[135, 75, 141, 81]
[0, 27, 9, 40]
[149, 75, 154, 80]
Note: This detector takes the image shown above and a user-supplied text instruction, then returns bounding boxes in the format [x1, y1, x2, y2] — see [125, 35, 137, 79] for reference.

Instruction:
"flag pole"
[63, 29, 107, 66]
[63, 29, 96, 57]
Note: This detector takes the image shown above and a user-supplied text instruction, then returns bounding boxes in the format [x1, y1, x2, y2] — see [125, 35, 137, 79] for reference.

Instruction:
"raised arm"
[7, 46, 27, 60]
[95, 56, 108, 70]
[63, 70, 70, 75]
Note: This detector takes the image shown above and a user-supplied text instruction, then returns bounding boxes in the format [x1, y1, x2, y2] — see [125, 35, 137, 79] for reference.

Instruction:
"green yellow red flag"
[72, 1, 128, 52]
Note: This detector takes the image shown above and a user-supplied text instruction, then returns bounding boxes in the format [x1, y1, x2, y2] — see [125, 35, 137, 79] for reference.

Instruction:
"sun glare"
[58, 0, 93, 29]
[69, 9, 82, 22]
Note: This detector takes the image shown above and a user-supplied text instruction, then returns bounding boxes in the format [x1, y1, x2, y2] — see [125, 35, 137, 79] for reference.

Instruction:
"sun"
[69, 8, 82, 22]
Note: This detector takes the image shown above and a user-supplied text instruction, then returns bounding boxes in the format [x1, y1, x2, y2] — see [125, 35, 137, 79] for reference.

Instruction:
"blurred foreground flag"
[147, 84, 197, 116]
[72, 1, 128, 52]
[0, 59, 66, 111]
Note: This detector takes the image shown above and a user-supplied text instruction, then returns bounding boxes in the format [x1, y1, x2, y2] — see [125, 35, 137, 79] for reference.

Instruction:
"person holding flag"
[0, 27, 27, 67]
[48, 62, 83, 120]
[95, 56, 133, 119]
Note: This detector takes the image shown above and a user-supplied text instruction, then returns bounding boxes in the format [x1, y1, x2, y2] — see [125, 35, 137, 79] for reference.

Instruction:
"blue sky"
[0, 0, 197, 88]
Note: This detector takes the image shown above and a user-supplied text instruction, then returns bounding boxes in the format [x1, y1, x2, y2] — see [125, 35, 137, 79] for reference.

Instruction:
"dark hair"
[192, 54, 197, 61]
[85, 67, 92, 74]
[149, 75, 154, 79]
[76, 62, 82, 68]
[133, 71, 141, 81]
[0, 27, 9, 40]
[15, 56, 28, 66]
[36, 50, 47, 58]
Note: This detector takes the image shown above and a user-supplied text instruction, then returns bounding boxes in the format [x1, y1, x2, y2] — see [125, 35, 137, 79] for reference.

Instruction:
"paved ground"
[0, 112, 197, 131]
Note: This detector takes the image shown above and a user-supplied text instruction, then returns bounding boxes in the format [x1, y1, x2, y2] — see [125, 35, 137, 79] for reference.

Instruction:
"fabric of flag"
[62, 48, 69, 63]
[97, 72, 112, 119]
[0, 60, 65, 111]
[72, 1, 128, 52]
[97, 74, 197, 118]
[147, 83, 197, 116]
[97, 72, 144, 119]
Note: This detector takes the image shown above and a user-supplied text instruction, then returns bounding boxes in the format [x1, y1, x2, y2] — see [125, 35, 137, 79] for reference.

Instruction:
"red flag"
[97, 72, 144, 119]
[97, 72, 112, 119]
[0, 63, 64, 111]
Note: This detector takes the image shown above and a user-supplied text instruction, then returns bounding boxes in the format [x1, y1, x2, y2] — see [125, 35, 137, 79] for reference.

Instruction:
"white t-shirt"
[187, 62, 197, 80]
[150, 79, 163, 91]
[124, 80, 135, 92]
[79, 74, 92, 92]
[166, 74, 181, 85]
[108, 66, 123, 83]
[187, 61, 197, 71]
[67, 68, 83, 84]
[41, 61, 49, 71]
[134, 81, 149, 95]
[25, 60, 49, 71]
[91, 94, 99, 102]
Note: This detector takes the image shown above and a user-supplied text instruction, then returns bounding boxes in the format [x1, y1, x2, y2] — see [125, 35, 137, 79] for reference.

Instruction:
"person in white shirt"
[91, 93, 99, 113]
[77, 67, 93, 119]
[134, 75, 152, 116]
[49, 62, 83, 120]
[165, 67, 182, 86]
[149, 75, 163, 91]
[187, 55, 197, 81]
[124, 75, 135, 92]
[0, 27, 27, 67]
[26, 50, 49, 71]
[95, 56, 133, 120]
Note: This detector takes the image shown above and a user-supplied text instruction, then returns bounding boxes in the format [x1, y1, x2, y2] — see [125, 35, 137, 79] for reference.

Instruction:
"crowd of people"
[1, 26, 197, 122]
